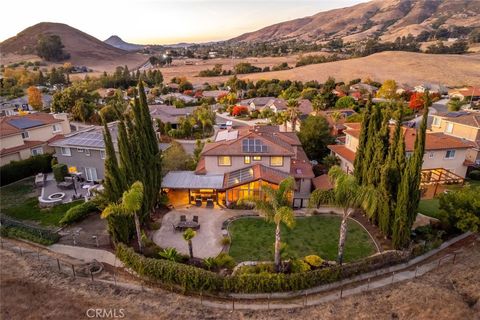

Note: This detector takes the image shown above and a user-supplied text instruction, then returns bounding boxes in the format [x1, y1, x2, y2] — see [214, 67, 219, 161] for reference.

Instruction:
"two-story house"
[240, 97, 287, 113]
[0, 113, 70, 166]
[50, 123, 170, 182]
[329, 122, 474, 179]
[430, 111, 480, 167]
[162, 125, 314, 208]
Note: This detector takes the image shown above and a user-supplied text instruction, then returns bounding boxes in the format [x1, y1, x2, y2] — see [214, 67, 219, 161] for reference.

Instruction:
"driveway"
[152, 207, 243, 259]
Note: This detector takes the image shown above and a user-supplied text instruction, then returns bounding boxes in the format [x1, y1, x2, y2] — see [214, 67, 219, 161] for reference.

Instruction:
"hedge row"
[0, 215, 60, 245]
[0, 154, 53, 186]
[0, 226, 58, 246]
[116, 244, 415, 294]
[59, 201, 98, 226]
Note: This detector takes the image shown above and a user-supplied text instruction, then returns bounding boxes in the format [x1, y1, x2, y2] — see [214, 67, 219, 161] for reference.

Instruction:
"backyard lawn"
[228, 216, 376, 263]
[0, 177, 80, 227]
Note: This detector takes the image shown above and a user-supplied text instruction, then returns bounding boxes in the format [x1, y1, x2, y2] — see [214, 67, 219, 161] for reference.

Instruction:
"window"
[85, 149, 91, 156]
[31, 147, 43, 156]
[253, 156, 262, 161]
[85, 167, 98, 181]
[244, 156, 251, 164]
[52, 124, 61, 133]
[61, 147, 71, 156]
[21, 131, 29, 139]
[445, 122, 453, 133]
[100, 150, 106, 159]
[445, 150, 456, 159]
[270, 156, 283, 166]
[428, 152, 434, 159]
[345, 135, 351, 145]
[432, 117, 441, 127]
[218, 156, 231, 166]
[77, 148, 84, 153]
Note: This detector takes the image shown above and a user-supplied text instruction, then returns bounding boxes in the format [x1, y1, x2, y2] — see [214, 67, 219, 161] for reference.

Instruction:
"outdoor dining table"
[176, 221, 200, 231]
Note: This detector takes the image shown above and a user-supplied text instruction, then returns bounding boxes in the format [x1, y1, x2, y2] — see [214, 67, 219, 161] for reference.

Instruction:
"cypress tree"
[101, 116, 126, 203]
[360, 105, 382, 185]
[354, 102, 371, 184]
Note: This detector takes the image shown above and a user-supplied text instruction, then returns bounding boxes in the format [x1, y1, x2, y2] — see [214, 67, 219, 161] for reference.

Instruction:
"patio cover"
[162, 171, 224, 189]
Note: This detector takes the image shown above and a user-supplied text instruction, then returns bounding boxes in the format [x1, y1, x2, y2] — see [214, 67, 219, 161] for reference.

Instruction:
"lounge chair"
[193, 216, 199, 223]
[180, 215, 186, 222]
[206, 199, 214, 208]
[195, 198, 202, 207]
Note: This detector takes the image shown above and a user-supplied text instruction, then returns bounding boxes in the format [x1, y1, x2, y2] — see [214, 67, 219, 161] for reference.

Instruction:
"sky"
[0, 0, 368, 44]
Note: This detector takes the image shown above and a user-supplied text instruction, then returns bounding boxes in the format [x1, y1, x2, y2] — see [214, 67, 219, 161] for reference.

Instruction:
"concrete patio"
[38, 173, 99, 207]
[152, 207, 243, 259]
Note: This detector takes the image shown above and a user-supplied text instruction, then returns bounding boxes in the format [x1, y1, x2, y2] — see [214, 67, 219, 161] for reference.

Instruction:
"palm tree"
[330, 111, 343, 125]
[183, 228, 196, 259]
[309, 166, 379, 264]
[447, 97, 466, 111]
[101, 181, 144, 252]
[245, 177, 296, 272]
[286, 99, 301, 131]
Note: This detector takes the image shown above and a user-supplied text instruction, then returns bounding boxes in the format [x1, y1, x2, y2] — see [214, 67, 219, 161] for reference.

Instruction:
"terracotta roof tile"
[291, 159, 315, 178]
[0, 140, 45, 156]
[1, 113, 63, 136]
[312, 175, 333, 190]
[328, 145, 356, 163]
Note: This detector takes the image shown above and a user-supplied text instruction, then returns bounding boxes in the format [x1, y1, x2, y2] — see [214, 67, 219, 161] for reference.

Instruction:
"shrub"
[231, 105, 249, 117]
[203, 257, 217, 271]
[304, 255, 324, 268]
[468, 170, 480, 180]
[159, 247, 182, 262]
[52, 163, 68, 182]
[0, 226, 58, 246]
[0, 154, 53, 186]
[220, 237, 231, 246]
[214, 253, 236, 270]
[236, 263, 275, 275]
[0, 216, 60, 245]
[59, 201, 98, 225]
[291, 259, 311, 273]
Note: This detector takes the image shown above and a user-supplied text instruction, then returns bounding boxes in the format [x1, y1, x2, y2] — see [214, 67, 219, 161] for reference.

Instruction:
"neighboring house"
[315, 109, 356, 136]
[329, 122, 473, 179]
[50, 123, 170, 182]
[149, 105, 196, 128]
[0, 113, 70, 166]
[162, 125, 315, 208]
[349, 83, 378, 95]
[430, 111, 480, 167]
[448, 87, 480, 106]
[240, 97, 287, 113]
[159, 93, 197, 104]
[414, 83, 448, 95]
[0, 94, 53, 116]
[201, 90, 230, 101]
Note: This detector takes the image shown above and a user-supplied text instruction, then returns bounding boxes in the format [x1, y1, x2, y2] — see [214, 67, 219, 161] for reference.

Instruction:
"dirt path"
[1, 238, 479, 319]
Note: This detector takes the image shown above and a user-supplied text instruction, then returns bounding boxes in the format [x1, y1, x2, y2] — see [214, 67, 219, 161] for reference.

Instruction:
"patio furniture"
[195, 198, 202, 207]
[172, 223, 181, 232]
[180, 215, 186, 222]
[193, 215, 199, 223]
[35, 173, 45, 187]
[176, 221, 200, 231]
[57, 181, 74, 190]
[206, 198, 214, 208]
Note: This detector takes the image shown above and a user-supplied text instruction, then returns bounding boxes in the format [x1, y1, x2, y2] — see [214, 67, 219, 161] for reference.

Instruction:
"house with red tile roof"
[162, 125, 314, 208]
[0, 113, 70, 166]
[328, 122, 473, 178]
[430, 111, 480, 167]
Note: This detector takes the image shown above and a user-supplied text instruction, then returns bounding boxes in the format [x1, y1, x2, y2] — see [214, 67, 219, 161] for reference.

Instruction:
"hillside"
[177, 51, 480, 87]
[231, 0, 480, 43]
[0, 22, 146, 70]
[104, 35, 146, 51]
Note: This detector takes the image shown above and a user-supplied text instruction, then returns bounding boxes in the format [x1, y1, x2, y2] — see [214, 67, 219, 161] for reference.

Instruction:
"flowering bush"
[231, 105, 249, 116]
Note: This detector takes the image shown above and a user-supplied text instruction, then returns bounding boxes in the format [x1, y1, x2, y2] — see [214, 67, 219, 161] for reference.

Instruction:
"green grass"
[418, 199, 442, 219]
[1, 177, 81, 227]
[228, 216, 376, 263]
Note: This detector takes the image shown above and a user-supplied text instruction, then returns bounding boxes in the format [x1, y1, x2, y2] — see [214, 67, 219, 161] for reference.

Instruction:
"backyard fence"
[0, 214, 60, 244]
[0, 234, 474, 311]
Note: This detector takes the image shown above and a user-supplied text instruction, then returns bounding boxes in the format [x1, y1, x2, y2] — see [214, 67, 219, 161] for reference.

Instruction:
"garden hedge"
[0, 215, 60, 245]
[116, 244, 418, 294]
[0, 154, 53, 186]
[59, 201, 98, 226]
[52, 163, 68, 182]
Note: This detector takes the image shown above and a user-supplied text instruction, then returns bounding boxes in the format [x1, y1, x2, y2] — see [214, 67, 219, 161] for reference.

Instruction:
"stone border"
[226, 231, 472, 299]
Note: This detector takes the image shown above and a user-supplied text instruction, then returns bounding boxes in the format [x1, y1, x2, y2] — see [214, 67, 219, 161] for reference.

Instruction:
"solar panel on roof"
[242, 138, 268, 153]
[8, 118, 44, 129]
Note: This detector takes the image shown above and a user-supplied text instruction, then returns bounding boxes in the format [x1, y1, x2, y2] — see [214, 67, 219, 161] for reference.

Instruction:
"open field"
[183, 51, 480, 87]
[1, 236, 479, 319]
[229, 216, 376, 262]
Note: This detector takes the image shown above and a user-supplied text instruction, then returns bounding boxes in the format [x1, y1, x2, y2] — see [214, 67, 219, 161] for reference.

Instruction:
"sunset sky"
[1, 0, 368, 44]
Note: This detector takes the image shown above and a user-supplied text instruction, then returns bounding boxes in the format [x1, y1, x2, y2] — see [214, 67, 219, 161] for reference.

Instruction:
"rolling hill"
[0, 22, 146, 70]
[104, 35, 146, 51]
[230, 0, 480, 43]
